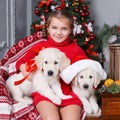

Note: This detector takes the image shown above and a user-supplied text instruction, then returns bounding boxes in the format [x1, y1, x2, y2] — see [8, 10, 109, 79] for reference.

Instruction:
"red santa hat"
[60, 59, 107, 84]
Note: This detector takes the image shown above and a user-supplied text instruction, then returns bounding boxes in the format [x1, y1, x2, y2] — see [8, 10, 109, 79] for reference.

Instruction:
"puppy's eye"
[80, 75, 83, 78]
[54, 61, 58, 64]
[89, 75, 93, 79]
[44, 61, 48, 64]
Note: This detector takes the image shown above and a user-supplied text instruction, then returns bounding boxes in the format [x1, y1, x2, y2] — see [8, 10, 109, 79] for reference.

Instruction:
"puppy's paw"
[51, 96, 61, 105]
[97, 108, 101, 116]
[61, 94, 72, 99]
[86, 108, 101, 117]
[84, 105, 92, 114]
[92, 104, 99, 114]
[22, 97, 33, 105]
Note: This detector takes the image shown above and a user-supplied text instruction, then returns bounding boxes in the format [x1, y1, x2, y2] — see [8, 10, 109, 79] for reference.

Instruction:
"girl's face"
[47, 17, 72, 43]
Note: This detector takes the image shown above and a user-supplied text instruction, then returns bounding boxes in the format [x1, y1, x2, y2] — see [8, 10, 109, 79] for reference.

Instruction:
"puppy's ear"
[59, 53, 70, 72]
[93, 72, 101, 88]
[72, 76, 79, 86]
[35, 53, 43, 72]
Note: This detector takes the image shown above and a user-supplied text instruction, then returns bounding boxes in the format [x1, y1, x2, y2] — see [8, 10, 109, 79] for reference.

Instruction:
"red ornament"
[34, 9, 40, 16]
[82, 22, 86, 27]
[90, 34, 95, 40]
[45, 9, 49, 13]
[75, 8, 79, 12]
[82, 5, 88, 11]
[80, 12, 85, 17]
[118, 27, 120, 33]
[85, 11, 89, 16]
[56, 6, 62, 10]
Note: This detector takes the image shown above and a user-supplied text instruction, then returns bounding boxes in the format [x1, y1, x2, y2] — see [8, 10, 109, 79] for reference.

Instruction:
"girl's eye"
[62, 27, 68, 30]
[44, 61, 48, 64]
[54, 61, 58, 64]
[52, 26, 57, 29]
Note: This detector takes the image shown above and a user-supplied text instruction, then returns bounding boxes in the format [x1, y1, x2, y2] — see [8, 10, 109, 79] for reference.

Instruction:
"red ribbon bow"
[38, 0, 52, 8]
[14, 60, 37, 86]
[60, 0, 66, 8]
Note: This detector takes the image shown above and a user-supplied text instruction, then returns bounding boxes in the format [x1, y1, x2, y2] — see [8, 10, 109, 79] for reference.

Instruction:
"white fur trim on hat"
[60, 59, 107, 84]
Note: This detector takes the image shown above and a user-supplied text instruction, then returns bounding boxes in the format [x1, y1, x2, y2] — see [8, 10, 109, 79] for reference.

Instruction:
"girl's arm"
[16, 49, 37, 73]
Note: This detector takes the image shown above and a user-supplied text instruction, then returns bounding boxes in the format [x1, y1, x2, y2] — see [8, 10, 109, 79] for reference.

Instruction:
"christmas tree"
[31, 0, 101, 61]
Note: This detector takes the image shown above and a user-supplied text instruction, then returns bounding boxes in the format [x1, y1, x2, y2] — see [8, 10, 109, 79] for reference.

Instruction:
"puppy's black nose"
[48, 70, 53, 76]
[83, 84, 89, 89]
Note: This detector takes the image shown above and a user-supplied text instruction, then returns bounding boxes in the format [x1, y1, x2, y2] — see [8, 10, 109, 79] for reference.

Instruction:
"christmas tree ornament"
[82, 5, 88, 11]
[80, 11, 85, 17]
[34, 9, 41, 16]
[90, 34, 95, 40]
[85, 11, 89, 16]
[75, 7, 79, 12]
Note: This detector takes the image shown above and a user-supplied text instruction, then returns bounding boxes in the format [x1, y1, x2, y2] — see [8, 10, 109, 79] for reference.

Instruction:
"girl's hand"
[19, 63, 28, 76]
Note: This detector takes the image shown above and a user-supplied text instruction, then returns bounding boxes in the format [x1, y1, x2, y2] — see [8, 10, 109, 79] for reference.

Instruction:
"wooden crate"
[101, 93, 120, 120]
[85, 93, 120, 120]
[109, 44, 120, 80]
[85, 116, 101, 120]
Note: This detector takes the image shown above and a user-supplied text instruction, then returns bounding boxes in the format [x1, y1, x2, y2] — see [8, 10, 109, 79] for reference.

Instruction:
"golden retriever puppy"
[32, 48, 72, 104]
[6, 48, 71, 105]
[71, 68, 102, 115]
[60, 59, 107, 116]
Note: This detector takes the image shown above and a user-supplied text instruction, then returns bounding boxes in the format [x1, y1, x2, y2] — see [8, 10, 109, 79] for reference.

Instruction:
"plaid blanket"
[0, 31, 85, 120]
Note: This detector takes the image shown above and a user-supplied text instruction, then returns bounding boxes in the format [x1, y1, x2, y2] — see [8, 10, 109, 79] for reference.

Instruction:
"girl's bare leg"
[60, 104, 81, 120]
[36, 101, 60, 120]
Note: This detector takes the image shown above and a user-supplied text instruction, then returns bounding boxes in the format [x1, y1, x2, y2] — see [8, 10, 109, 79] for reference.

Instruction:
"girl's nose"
[57, 29, 62, 34]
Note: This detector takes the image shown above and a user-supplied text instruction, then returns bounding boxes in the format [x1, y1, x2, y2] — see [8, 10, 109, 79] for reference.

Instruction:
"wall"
[0, 0, 8, 58]
[0, 0, 32, 59]
[89, 0, 120, 33]
[15, 0, 27, 41]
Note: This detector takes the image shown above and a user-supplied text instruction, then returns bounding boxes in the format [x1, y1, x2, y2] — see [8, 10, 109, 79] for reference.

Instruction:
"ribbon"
[14, 60, 37, 86]
[35, 24, 44, 31]
[86, 44, 99, 57]
[38, 0, 52, 8]
[86, 44, 94, 54]
[60, 0, 66, 8]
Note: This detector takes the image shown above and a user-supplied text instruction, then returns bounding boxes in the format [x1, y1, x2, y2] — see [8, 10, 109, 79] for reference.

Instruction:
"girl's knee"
[60, 105, 81, 120]
[36, 101, 60, 120]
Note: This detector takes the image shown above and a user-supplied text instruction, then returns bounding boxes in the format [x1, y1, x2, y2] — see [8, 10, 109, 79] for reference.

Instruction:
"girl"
[17, 9, 88, 120]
